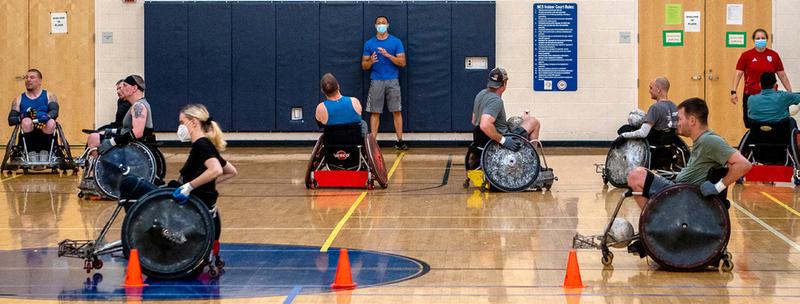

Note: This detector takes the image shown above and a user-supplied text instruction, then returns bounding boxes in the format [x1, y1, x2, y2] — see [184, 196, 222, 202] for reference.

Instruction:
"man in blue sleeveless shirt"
[362, 15, 407, 150]
[315, 73, 367, 136]
[8, 69, 60, 158]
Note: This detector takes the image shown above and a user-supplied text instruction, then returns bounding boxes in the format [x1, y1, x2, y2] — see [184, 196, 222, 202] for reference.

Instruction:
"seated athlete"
[747, 72, 800, 127]
[619, 76, 677, 141]
[8, 69, 60, 156]
[627, 98, 752, 209]
[86, 75, 152, 155]
[120, 104, 237, 243]
[315, 73, 368, 136]
[471, 67, 541, 151]
[97, 79, 133, 132]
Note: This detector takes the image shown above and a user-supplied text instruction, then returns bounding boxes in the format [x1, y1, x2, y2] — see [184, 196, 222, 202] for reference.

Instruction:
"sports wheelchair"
[574, 168, 733, 272]
[736, 118, 800, 184]
[463, 126, 557, 192]
[59, 187, 224, 279]
[305, 123, 388, 189]
[76, 131, 166, 199]
[1, 122, 77, 174]
[598, 130, 690, 188]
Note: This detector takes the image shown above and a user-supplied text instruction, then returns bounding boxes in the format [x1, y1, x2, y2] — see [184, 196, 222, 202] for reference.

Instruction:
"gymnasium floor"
[1, 146, 799, 303]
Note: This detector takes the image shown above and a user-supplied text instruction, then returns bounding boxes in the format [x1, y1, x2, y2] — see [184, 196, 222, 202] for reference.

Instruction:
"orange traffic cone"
[330, 248, 357, 290]
[122, 249, 148, 287]
[562, 249, 585, 289]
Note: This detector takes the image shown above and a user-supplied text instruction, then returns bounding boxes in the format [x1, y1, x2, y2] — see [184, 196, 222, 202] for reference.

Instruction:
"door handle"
[691, 74, 702, 81]
[14, 74, 25, 80]
[707, 69, 719, 81]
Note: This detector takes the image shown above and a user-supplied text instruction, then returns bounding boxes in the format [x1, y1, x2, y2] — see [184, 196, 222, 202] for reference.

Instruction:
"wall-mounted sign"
[51, 12, 67, 34]
[665, 4, 682, 25]
[684, 11, 700, 33]
[533, 3, 577, 92]
[662, 30, 684, 46]
[726, 4, 743, 25]
[726, 31, 746, 48]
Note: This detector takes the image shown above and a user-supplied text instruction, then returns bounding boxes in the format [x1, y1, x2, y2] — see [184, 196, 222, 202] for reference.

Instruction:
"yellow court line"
[761, 191, 800, 218]
[0, 175, 22, 182]
[319, 151, 406, 252]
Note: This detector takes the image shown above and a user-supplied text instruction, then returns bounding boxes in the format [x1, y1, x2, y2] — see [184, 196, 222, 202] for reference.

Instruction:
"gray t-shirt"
[675, 130, 736, 185]
[121, 97, 154, 136]
[471, 89, 509, 133]
[645, 100, 678, 131]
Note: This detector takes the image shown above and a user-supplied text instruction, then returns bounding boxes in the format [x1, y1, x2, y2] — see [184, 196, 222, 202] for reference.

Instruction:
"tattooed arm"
[131, 102, 148, 139]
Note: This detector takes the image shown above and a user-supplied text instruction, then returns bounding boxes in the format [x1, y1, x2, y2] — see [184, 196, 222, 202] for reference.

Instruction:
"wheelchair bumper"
[312, 170, 370, 188]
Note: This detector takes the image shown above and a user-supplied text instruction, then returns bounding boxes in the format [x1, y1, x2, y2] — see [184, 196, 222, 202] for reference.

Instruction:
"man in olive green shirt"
[626, 98, 752, 209]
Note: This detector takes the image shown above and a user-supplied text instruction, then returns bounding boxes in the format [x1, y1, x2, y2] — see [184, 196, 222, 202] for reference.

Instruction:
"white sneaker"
[27, 151, 38, 163]
[39, 151, 50, 163]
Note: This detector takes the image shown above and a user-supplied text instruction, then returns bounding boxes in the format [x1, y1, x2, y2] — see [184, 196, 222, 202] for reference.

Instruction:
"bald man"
[620, 76, 678, 139]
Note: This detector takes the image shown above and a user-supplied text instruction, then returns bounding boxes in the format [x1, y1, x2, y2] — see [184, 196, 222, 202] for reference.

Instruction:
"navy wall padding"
[232, 3, 276, 131]
[275, 2, 320, 131]
[145, 3, 188, 132]
[407, 3, 451, 132]
[319, 3, 363, 109]
[187, 3, 232, 130]
[363, 3, 408, 132]
[145, 1, 495, 133]
[451, 3, 496, 132]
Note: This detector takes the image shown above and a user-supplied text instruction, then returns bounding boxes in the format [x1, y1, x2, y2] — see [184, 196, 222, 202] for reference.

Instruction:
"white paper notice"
[727, 4, 743, 25]
[684, 11, 700, 33]
[51, 12, 67, 34]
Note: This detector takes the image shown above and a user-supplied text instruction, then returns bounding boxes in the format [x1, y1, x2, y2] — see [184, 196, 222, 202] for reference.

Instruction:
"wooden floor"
[1, 146, 800, 303]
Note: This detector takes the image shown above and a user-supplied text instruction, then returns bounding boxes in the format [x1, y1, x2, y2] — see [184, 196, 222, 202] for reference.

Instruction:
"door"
[639, 0, 771, 145]
[0, 0, 94, 146]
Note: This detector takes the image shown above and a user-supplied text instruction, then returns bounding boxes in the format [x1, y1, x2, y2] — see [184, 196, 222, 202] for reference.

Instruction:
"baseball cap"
[487, 67, 508, 88]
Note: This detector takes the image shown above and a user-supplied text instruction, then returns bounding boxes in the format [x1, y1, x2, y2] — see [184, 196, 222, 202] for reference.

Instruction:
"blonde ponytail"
[181, 104, 227, 151]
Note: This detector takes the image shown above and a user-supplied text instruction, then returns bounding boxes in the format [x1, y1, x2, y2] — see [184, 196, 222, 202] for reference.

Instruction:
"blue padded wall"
[452, 2, 496, 132]
[232, 2, 276, 131]
[144, 2, 188, 132]
[407, 3, 451, 132]
[187, 3, 232, 130]
[363, 2, 408, 132]
[144, 1, 495, 133]
[319, 3, 364, 113]
[275, 2, 319, 131]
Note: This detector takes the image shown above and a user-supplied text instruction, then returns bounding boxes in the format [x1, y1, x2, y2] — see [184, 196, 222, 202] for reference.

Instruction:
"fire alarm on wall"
[123, 0, 136, 3]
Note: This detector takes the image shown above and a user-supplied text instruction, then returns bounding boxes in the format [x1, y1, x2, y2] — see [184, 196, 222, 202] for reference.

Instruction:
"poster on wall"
[533, 3, 577, 92]
[51, 12, 67, 34]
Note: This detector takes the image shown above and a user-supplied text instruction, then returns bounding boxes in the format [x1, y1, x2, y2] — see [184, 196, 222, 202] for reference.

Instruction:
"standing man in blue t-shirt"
[362, 15, 408, 150]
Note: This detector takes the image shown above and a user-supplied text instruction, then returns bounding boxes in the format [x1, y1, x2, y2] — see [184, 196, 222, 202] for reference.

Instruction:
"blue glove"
[500, 136, 521, 152]
[700, 180, 723, 197]
[36, 112, 50, 123]
[172, 183, 194, 204]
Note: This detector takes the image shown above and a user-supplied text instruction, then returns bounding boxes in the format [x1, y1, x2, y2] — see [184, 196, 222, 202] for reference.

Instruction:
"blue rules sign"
[534, 3, 577, 91]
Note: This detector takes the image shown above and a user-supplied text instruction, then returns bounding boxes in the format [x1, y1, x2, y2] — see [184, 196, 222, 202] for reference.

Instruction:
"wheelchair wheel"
[121, 188, 215, 279]
[93, 142, 157, 199]
[365, 134, 388, 188]
[604, 138, 649, 188]
[480, 134, 540, 192]
[640, 184, 730, 271]
[305, 135, 324, 189]
[149, 146, 167, 182]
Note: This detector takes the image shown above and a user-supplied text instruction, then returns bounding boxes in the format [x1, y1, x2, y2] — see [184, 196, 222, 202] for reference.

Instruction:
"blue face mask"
[376, 24, 388, 34]
[755, 39, 767, 49]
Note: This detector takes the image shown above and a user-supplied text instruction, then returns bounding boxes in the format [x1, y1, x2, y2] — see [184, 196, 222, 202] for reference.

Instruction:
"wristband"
[499, 137, 506, 145]
[714, 180, 727, 193]
[109, 138, 116, 146]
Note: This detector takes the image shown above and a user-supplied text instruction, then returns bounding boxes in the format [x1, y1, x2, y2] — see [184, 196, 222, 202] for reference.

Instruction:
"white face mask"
[177, 124, 191, 142]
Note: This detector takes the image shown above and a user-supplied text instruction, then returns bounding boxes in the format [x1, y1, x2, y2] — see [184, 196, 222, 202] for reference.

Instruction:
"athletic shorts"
[642, 170, 676, 198]
[366, 79, 402, 113]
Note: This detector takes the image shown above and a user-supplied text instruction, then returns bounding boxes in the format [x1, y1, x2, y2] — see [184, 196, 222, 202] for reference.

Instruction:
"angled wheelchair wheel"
[365, 134, 388, 188]
[93, 142, 157, 199]
[122, 188, 215, 279]
[305, 134, 324, 189]
[1, 125, 21, 172]
[480, 134, 540, 192]
[640, 184, 730, 271]
[604, 138, 649, 188]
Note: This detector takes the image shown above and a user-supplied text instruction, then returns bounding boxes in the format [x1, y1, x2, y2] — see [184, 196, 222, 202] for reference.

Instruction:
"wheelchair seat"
[740, 118, 795, 165]
[647, 129, 690, 171]
[321, 123, 364, 170]
[305, 123, 387, 189]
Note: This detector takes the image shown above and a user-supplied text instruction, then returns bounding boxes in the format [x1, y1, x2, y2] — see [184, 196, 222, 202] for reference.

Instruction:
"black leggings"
[120, 176, 221, 240]
[742, 94, 751, 128]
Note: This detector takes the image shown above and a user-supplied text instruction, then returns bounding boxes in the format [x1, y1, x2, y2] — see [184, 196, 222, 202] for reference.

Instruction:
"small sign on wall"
[726, 32, 746, 48]
[684, 11, 700, 33]
[662, 30, 683, 46]
[51, 12, 67, 34]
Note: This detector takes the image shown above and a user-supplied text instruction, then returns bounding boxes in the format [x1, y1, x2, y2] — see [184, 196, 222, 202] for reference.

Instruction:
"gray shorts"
[366, 79, 402, 113]
[643, 171, 676, 198]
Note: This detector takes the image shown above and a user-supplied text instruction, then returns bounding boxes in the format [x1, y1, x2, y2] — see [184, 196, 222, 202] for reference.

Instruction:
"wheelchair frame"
[1, 123, 77, 174]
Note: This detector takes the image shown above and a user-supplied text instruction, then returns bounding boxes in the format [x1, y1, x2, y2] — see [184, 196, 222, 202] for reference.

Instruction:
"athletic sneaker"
[395, 140, 409, 150]
[39, 151, 50, 163]
[27, 151, 38, 162]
